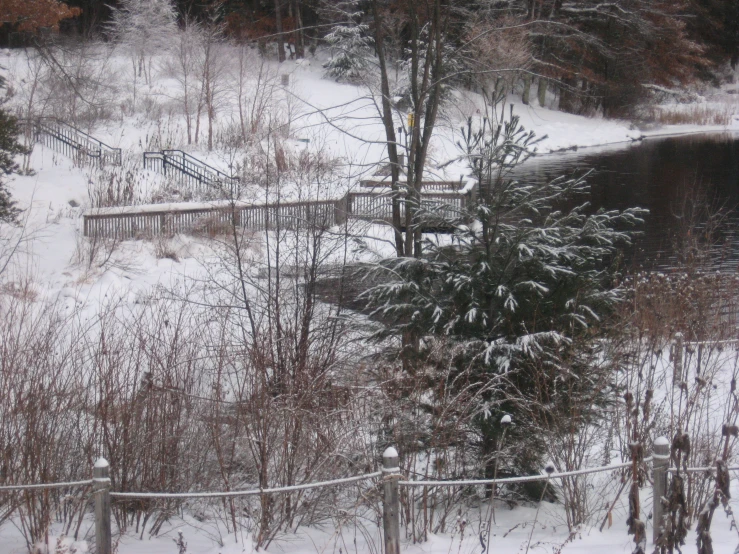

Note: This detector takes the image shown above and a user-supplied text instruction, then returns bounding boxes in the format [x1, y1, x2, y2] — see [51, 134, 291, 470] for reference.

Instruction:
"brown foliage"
[0, 0, 81, 32]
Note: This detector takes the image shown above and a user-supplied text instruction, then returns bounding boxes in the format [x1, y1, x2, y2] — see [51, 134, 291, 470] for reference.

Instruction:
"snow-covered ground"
[2, 481, 739, 554]
[3, 44, 737, 309]
[2, 44, 739, 553]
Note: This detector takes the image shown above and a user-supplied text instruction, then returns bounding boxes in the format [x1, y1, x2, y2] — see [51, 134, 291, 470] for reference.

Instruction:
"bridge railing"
[143, 150, 240, 197]
[84, 199, 340, 240]
[34, 118, 122, 166]
[346, 191, 467, 225]
[82, 188, 470, 240]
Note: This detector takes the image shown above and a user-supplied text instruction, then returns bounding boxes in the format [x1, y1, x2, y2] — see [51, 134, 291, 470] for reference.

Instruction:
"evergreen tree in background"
[323, 22, 374, 82]
[0, 80, 27, 223]
[362, 97, 646, 483]
[322, 0, 374, 82]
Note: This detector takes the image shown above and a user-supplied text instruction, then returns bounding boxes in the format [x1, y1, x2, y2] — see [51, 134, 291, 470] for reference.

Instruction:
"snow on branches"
[363, 98, 646, 375]
[108, 0, 177, 83]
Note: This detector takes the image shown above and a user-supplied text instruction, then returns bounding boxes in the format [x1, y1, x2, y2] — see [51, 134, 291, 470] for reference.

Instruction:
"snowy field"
[2, 44, 738, 308]
[1, 43, 739, 554]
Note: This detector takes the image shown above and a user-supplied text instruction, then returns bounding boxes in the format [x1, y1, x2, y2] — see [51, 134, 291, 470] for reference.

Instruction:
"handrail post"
[382, 447, 401, 554]
[94, 458, 112, 554]
[673, 332, 684, 385]
[652, 437, 670, 545]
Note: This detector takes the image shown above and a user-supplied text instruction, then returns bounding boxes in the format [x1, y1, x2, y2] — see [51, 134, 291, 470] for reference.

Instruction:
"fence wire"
[0, 479, 93, 492]
[109, 471, 383, 499]
[3, 460, 737, 498]
[397, 460, 641, 488]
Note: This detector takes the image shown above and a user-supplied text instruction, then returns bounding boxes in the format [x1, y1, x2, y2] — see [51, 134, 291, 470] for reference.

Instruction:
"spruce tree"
[0, 77, 28, 224]
[323, 1, 374, 82]
[362, 96, 647, 483]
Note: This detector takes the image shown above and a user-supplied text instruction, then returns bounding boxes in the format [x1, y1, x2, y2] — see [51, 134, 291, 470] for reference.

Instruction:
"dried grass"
[642, 104, 735, 126]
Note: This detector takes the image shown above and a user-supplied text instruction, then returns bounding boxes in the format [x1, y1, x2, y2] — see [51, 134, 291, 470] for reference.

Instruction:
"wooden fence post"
[673, 332, 684, 384]
[652, 437, 670, 545]
[94, 458, 112, 554]
[382, 447, 401, 554]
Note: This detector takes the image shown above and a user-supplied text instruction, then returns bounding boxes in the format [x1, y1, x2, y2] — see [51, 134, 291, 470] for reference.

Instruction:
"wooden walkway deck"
[83, 191, 469, 240]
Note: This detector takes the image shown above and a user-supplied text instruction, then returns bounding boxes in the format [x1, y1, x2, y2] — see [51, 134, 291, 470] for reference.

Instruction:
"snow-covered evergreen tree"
[0, 77, 27, 224]
[361, 95, 647, 481]
[323, 1, 374, 82]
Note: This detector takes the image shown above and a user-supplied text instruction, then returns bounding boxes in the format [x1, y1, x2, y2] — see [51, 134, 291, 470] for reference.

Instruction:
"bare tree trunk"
[538, 78, 547, 107]
[291, 0, 304, 58]
[275, 0, 285, 62]
[371, 0, 448, 259]
[522, 74, 531, 105]
[407, 0, 444, 258]
[371, 0, 404, 257]
[559, 76, 577, 113]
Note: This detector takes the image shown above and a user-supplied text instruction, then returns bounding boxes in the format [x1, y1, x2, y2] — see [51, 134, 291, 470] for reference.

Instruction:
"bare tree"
[108, 0, 178, 86]
[166, 18, 203, 145]
[193, 10, 228, 151]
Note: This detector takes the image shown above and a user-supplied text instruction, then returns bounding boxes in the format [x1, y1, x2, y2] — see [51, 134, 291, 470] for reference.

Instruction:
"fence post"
[673, 332, 684, 384]
[652, 437, 670, 545]
[382, 447, 401, 554]
[94, 458, 112, 554]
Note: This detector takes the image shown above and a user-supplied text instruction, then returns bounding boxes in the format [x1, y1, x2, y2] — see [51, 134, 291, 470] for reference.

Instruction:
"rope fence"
[0, 479, 93, 492]
[667, 466, 739, 473]
[109, 471, 383, 499]
[685, 338, 739, 347]
[1, 442, 736, 554]
[398, 460, 637, 488]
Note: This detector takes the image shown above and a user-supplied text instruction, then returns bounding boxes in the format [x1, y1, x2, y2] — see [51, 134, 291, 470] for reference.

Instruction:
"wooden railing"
[346, 191, 466, 224]
[360, 179, 463, 192]
[143, 150, 239, 197]
[83, 190, 469, 240]
[34, 119, 122, 166]
[84, 199, 341, 240]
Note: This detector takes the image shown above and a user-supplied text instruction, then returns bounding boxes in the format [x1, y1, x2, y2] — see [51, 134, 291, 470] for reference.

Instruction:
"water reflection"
[514, 132, 739, 271]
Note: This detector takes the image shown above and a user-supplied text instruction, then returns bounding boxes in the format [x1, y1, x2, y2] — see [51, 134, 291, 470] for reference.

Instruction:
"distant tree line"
[1, 0, 737, 116]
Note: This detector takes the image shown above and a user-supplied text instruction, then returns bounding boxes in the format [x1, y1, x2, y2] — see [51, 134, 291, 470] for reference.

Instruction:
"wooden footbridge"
[31, 118, 469, 240]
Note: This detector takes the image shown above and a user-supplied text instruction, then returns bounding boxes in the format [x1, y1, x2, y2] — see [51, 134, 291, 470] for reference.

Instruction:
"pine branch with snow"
[359, 95, 647, 482]
[322, 1, 374, 82]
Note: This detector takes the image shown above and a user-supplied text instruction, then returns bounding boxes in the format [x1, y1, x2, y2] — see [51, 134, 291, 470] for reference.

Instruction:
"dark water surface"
[514, 133, 739, 271]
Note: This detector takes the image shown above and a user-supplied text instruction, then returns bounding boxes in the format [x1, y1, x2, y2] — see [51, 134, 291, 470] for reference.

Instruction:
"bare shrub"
[626, 272, 739, 342]
[163, 19, 203, 145]
[34, 39, 119, 128]
[71, 229, 122, 273]
[0, 296, 92, 549]
[613, 179, 739, 549]
[0, 142, 381, 551]
[153, 235, 179, 261]
[463, 14, 532, 96]
[229, 48, 281, 145]
[191, 212, 233, 238]
[642, 104, 734, 126]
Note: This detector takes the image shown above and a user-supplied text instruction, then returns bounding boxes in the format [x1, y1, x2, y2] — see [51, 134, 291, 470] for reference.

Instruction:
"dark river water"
[515, 132, 739, 271]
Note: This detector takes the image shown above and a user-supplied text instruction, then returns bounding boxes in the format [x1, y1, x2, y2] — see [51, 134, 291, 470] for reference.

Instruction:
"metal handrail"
[161, 150, 239, 183]
[34, 118, 122, 165]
